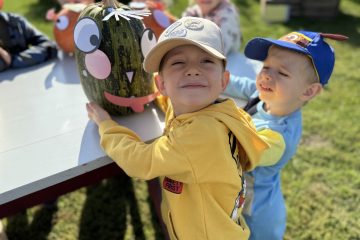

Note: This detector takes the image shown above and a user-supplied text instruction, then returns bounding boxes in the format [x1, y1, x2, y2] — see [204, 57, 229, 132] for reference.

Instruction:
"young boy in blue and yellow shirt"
[224, 31, 348, 240]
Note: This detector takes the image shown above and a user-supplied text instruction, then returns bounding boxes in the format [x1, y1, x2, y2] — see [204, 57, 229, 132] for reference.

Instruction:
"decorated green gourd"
[74, 0, 158, 115]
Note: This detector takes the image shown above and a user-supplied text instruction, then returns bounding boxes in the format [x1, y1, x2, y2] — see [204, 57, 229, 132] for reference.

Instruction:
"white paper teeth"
[103, 9, 151, 21]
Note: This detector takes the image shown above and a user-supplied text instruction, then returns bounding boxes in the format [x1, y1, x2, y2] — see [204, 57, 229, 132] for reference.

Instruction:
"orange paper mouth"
[104, 91, 160, 112]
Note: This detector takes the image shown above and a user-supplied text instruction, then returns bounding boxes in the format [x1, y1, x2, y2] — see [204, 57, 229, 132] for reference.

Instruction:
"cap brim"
[143, 38, 226, 73]
[244, 38, 311, 61]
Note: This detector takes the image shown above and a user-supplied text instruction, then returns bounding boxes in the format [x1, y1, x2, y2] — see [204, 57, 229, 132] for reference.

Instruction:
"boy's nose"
[262, 69, 272, 81]
[264, 73, 271, 81]
[185, 66, 201, 76]
[187, 72, 200, 76]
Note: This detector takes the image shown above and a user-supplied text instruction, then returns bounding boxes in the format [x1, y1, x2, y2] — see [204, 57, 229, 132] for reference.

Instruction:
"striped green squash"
[74, 0, 158, 115]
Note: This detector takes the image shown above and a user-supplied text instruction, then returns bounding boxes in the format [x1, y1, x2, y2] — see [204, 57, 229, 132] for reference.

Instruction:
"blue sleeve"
[10, 14, 58, 68]
[223, 74, 258, 100]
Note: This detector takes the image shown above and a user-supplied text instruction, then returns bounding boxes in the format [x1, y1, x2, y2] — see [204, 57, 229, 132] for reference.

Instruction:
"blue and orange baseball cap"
[244, 31, 348, 85]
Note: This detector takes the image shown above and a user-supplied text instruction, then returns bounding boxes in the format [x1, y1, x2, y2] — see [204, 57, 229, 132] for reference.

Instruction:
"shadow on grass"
[78, 174, 165, 240]
[6, 202, 58, 240]
[79, 174, 142, 240]
[4, 174, 165, 239]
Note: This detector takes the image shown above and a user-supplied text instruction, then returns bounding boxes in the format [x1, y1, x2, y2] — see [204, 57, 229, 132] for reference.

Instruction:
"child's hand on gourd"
[86, 102, 111, 126]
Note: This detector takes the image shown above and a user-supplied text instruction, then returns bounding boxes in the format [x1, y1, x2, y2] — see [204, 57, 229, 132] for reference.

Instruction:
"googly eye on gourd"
[56, 15, 70, 31]
[141, 28, 157, 58]
[74, 17, 101, 53]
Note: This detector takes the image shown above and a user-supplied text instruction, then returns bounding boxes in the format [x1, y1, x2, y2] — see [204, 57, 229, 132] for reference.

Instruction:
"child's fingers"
[86, 102, 99, 112]
[85, 103, 93, 115]
[86, 102, 97, 120]
[87, 102, 96, 110]
[86, 102, 111, 125]
[86, 106, 93, 120]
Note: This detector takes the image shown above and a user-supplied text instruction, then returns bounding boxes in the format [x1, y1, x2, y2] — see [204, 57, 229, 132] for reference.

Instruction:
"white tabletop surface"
[0, 51, 256, 206]
[0, 52, 165, 205]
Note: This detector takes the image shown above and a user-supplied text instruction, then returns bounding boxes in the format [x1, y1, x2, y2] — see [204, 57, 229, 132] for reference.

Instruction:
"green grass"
[2, 0, 360, 239]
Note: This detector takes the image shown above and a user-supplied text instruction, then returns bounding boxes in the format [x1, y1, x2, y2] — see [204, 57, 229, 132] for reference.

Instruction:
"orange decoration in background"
[46, 4, 88, 54]
[130, 1, 177, 40]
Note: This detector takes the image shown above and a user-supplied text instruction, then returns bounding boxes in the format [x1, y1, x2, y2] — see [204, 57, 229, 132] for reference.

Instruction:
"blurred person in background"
[182, 0, 242, 56]
[0, 1, 58, 72]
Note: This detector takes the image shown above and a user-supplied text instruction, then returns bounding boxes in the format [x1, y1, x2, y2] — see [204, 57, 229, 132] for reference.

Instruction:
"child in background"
[86, 16, 282, 239]
[182, 0, 241, 56]
[0, 10, 58, 72]
[224, 31, 348, 239]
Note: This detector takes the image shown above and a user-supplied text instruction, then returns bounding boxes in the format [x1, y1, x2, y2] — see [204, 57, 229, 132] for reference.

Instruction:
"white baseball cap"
[143, 16, 226, 73]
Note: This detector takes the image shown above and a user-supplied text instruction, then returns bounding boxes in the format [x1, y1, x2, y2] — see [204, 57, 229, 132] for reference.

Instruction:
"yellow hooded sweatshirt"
[98, 99, 271, 240]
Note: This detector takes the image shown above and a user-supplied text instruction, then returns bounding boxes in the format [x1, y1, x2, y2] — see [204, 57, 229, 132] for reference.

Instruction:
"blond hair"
[305, 57, 320, 85]
[270, 45, 318, 85]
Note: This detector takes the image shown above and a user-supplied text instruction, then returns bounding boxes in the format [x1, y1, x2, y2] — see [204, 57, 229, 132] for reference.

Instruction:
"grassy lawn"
[2, 0, 360, 239]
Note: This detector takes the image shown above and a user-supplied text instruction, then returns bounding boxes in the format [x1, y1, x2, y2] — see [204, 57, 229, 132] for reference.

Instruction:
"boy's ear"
[154, 73, 168, 96]
[301, 83, 323, 101]
[221, 70, 230, 90]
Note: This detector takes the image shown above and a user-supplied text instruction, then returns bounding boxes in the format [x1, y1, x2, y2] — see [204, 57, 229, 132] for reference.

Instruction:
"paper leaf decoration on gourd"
[74, 0, 158, 115]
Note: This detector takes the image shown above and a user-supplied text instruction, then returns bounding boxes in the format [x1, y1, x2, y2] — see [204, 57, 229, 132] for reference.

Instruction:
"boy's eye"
[279, 71, 289, 77]
[202, 59, 215, 64]
[172, 61, 184, 65]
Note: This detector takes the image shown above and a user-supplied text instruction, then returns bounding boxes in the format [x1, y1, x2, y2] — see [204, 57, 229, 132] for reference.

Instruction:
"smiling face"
[196, 0, 223, 15]
[74, 4, 158, 115]
[256, 45, 320, 115]
[157, 45, 229, 116]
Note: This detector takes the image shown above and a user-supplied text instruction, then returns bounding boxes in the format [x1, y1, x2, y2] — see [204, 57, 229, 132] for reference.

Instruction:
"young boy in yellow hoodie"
[86, 16, 281, 239]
